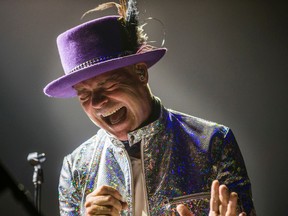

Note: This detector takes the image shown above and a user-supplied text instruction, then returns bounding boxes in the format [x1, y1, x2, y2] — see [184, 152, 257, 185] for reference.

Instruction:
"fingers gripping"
[176, 204, 195, 216]
[85, 185, 127, 215]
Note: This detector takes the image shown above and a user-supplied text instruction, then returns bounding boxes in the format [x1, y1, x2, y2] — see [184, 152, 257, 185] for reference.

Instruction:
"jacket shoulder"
[167, 109, 229, 137]
[165, 109, 231, 151]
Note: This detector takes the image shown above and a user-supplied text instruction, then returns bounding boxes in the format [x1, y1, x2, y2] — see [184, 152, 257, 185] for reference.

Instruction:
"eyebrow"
[73, 72, 122, 93]
[75, 88, 88, 95]
[97, 73, 120, 86]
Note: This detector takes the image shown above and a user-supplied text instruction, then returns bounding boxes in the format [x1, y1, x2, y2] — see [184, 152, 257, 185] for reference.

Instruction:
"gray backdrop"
[0, 1, 287, 215]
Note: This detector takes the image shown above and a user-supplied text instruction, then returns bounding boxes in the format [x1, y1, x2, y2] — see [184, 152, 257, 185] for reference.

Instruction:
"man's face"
[73, 64, 152, 140]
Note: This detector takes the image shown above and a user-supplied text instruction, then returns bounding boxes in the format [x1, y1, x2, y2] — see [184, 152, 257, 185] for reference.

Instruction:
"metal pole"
[28, 152, 46, 214]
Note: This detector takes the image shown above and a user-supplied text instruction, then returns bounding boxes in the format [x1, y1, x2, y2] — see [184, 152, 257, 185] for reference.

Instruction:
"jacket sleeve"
[58, 155, 82, 216]
[210, 129, 256, 216]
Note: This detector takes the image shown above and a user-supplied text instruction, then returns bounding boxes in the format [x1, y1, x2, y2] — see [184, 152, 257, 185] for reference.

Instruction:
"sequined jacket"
[59, 106, 255, 215]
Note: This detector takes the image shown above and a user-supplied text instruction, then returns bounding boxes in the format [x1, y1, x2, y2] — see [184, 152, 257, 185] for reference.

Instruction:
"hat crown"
[57, 16, 136, 74]
[44, 15, 166, 98]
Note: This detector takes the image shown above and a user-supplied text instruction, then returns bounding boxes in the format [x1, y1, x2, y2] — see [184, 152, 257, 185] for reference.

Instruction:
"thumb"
[176, 204, 195, 216]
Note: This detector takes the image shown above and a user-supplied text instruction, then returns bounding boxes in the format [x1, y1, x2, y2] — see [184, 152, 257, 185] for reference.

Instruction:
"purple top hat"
[44, 15, 166, 98]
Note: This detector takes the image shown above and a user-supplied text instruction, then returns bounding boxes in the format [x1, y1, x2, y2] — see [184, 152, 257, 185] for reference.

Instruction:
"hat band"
[68, 50, 134, 74]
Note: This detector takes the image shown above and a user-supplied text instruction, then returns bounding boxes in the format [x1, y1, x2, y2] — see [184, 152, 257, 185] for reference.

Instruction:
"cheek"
[128, 99, 149, 122]
[82, 105, 92, 118]
[116, 82, 143, 96]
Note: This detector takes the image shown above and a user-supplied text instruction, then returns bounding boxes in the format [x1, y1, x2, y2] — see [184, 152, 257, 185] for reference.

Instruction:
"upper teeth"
[101, 106, 123, 117]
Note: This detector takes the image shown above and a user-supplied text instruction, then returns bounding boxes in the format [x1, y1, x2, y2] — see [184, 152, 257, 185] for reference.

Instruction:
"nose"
[91, 93, 108, 109]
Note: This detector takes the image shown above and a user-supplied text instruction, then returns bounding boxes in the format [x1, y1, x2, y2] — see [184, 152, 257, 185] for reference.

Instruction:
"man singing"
[44, 1, 255, 215]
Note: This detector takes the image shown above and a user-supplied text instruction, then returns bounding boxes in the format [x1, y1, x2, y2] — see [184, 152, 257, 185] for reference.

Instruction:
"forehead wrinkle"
[75, 74, 107, 89]
[98, 69, 133, 87]
[97, 73, 118, 86]
[74, 66, 133, 91]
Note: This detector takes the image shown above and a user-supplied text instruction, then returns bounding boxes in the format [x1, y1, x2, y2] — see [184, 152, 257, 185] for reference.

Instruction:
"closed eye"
[105, 82, 118, 91]
[78, 91, 91, 102]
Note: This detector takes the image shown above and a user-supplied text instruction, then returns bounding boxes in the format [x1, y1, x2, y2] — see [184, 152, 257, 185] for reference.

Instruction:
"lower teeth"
[108, 107, 126, 125]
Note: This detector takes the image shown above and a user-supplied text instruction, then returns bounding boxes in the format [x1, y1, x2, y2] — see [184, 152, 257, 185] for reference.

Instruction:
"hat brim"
[44, 48, 166, 98]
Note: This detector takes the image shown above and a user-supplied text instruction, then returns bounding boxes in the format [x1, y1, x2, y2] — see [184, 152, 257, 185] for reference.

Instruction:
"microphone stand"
[0, 161, 42, 216]
[27, 152, 46, 214]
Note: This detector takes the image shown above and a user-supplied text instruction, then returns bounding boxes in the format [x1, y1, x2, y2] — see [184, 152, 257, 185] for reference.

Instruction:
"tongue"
[109, 107, 126, 125]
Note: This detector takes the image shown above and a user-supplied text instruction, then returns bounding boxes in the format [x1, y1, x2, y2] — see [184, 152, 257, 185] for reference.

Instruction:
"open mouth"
[102, 106, 127, 125]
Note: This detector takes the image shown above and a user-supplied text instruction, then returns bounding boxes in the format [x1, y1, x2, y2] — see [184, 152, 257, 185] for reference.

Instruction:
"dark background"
[0, 1, 287, 215]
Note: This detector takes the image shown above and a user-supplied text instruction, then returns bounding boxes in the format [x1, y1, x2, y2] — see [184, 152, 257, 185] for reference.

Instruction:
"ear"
[135, 63, 149, 84]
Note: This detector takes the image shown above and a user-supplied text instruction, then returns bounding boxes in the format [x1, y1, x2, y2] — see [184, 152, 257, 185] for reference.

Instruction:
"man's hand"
[176, 180, 247, 216]
[85, 185, 128, 216]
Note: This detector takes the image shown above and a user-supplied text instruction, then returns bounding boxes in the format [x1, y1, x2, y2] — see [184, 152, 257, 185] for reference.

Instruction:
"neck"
[137, 96, 161, 129]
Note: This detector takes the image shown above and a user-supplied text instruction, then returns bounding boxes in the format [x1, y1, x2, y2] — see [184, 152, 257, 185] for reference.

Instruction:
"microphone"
[27, 152, 46, 166]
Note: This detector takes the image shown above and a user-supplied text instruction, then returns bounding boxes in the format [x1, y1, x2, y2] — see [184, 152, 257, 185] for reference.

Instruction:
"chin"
[108, 123, 136, 140]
